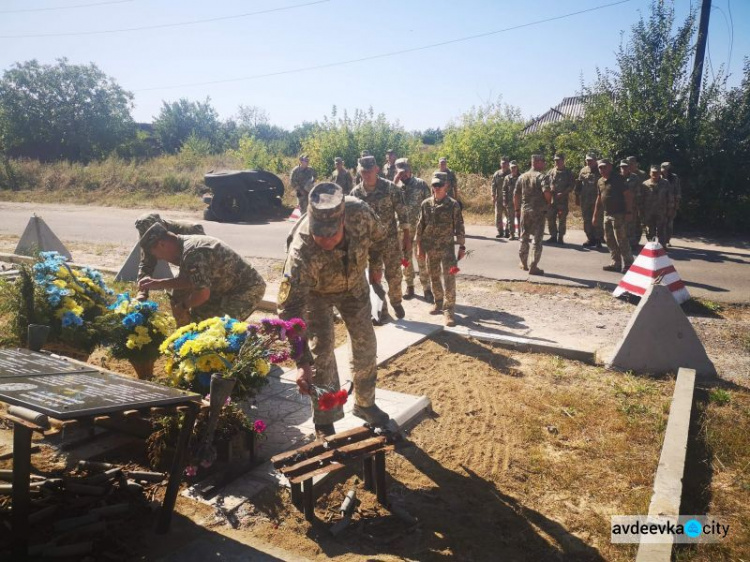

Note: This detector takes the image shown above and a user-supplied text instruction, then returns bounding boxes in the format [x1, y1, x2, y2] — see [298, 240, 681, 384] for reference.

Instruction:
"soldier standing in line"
[138, 223, 266, 326]
[593, 159, 634, 273]
[514, 155, 552, 276]
[278, 182, 393, 437]
[621, 160, 643, 248]
[640, 165, 671, 246]
[393, 158, 433, 302]
[437, 157, 460, 202]
[290, 154, 316, 214]
[350, 155, 410, 320]
[353, 150, 371, 184]
[490, 156, 511, 238]
[381, 149, 397, 181]
[416, 172, 466, 327]
[575, 153, 603, 249]
[661, 162, 681, 246]
[134, 212, 205, 301]
[330, 157, 353, 194]
[502, 161, 521, 240]
[545, 153, 576, 245]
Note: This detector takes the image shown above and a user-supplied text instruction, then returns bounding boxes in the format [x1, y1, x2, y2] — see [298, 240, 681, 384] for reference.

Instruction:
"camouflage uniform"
[176, 235, 266, 321]
[381, 161, 397, 182]
[576, 165, 603, 243]
[415, 195, 465, 313]
[350, 177, 409, 307]
[664, 172, 681, 244]
[546, 167, 575, 239]
[597, 174, 634, 268]
[278, 198, 387, 425]
[400, 175, 432, 291]
[330, 168, 353, 194]
[502, 173, 520, 238]
[491, 169, 510, 235]
[623, 171, 644, 246]
[640, 178, 670, 246]
[290, 165, 316, 214]
[134, 213, 205, 297]
[515, 168, 550, 269]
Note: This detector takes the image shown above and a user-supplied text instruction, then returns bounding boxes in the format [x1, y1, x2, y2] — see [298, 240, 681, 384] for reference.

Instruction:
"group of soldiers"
[490, 153, 681, 274]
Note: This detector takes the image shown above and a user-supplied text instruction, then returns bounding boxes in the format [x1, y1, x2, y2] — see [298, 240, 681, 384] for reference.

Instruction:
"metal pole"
[688, 0, 712, 126]
[11, 424, 33, 560]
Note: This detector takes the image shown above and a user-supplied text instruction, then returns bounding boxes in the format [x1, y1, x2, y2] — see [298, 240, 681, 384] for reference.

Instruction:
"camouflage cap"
[431, 172, 448, 187]
[334, 156, 343, 164]
[650, 165, 660, 172]
[360, 150, 371, 157]
[438, 157, 447, 163]
[139, 222, 169, 250]
[597, 158, 612, 167]
[357, 155, 377, 171]
[661, 161, 672, 169]
[509, 160, 518, 168]
[619, 160, 630, 167]
[308, 182, 345, 238]
[394, 157, 410, 170]
[134, 212, 163, 235]
[585, 153, 597, 161]
[554, 153, 565, 160]
[627, 156, 638, 163]
[531, 154, 545, 162]
[299, 154, 309, 161]
[500, 156, 510, 163]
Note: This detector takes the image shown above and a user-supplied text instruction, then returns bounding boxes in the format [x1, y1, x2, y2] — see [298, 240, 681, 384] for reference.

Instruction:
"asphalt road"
[1, 202, 748, 303]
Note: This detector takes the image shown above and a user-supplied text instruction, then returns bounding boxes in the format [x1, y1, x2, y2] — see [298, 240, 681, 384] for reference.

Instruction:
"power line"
[135, 0, 632, 93]
[0, 0, 132, 14]
[0, 0, 329, 38]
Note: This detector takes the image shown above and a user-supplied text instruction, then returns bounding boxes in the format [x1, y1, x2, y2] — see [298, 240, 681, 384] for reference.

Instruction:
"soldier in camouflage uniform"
[502, 161, 520, 239]
[330, 157, 353, 194]
[437, 157, 460, 201]
[393, 158, 432, 301]
[640, 165, 671, 246]
[490, 157, 511, 238]
[138, 223, 266, 326]
[381, 149, 397, 181]
[134, 212, 205, 301]
[277, 182, 393, 436]
[415, 172, 466, 327]
[621, 160, 644, 247]
[593, 159, 634, 272]
[290, 154, 316, 214]
[514, 155, 552, 275]
[575, 153, 603, 248]
[661, 162, 681, 246]
[545, 153, 576, 245]
[350, 156, 410, 320]
[353, 150, 371, 185]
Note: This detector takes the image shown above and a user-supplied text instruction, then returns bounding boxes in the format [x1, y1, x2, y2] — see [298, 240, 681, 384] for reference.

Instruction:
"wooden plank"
[280, 437, 387, 478]
[288, 445, 394, 485]
[271, 426, 374, 467]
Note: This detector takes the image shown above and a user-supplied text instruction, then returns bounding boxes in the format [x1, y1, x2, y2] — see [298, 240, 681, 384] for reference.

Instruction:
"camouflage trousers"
[425, 246, 458, 311]
[306, 290, 378, 425]
[665, 213, 676, 244]
[546, 201, 569, 238]
[604, 214, 634, 267]
[519, 210, 545, 267]
[627, 210, 642, 246]
[403, 237, 430, 291]
[171, 277, 266, 325]
[296, 191, 309, 215]
[494, 198, 503, 234]
[580, 189, 604, 242]
[643, 214, 667, 247]
[369, 237, 403, 306]
[503, 200, 517, 236]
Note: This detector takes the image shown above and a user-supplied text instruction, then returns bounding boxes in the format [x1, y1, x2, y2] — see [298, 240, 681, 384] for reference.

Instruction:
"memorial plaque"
[0, 348, 98, 378]
[0, 368, 200, 419]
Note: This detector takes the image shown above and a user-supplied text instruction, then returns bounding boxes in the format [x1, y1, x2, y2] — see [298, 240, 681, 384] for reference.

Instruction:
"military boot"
[352, 404, 390, 427]
[314, 423, 335, 439]
[504, 229, 511, 239]
[423, 289, 434, 304]
[582, 239, 595, 248]
[404, 286, 415, 300]
[602, 263, 622, 272]
[393, 303, 405, 319]
[595, 239, 604, 249]
[430, 300, 444, 314]
[519, 261, 529, 271]
[558, 234, 564, 245]
[529, 264, 545, 276]
[443, 309, 456, 327]
[545, 235, 557, 244]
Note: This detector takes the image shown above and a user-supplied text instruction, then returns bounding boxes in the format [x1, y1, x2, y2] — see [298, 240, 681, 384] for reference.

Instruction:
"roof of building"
[522, 95, 592, 135]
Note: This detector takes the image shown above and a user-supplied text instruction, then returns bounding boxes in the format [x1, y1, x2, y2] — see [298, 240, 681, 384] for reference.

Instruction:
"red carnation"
[401, 259, 410, 268]
[449, 266, 460, 275]
[335, 389, 349, 407]
[318, 391, 339, 411]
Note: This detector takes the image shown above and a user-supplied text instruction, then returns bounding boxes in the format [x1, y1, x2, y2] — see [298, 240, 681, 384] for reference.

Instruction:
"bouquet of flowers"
[103, 293, 175, 362]
[159, 316, 306, 400]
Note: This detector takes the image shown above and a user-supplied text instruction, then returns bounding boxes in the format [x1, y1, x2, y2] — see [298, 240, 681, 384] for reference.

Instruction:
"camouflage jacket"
[178, 235, 264, 296]
[624, 173, 642, 211]
[640, 178, 670, 218]
[381, 162, 397, 181]
[290, 166, 316, 196]
[278, 198, 387, 364]
[350, 177, 409, 237]
[575, 166, 600, 196]
[547, 167, 575, 205]
[330, 168, 353, 194]
[502, 174, 520, 206]
[491, 169, 510, 199]
[415, 196, 465, 253]
[664, 173, 681, 213]
[400, 176, 431, 228]
[514, 169, 551, 214]
[135, 213, 205, 281]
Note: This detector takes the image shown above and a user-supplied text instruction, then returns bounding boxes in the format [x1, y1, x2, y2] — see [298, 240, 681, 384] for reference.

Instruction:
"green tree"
[153, 97, 222, 154]
[0, 58, 134, 161]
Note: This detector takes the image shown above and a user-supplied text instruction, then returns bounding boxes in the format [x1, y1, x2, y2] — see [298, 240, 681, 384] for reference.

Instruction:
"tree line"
[0, 1, 748, 231]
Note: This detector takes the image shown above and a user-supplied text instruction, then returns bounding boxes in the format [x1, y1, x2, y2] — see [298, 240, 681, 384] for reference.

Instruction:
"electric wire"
[0, 0, 132, 14]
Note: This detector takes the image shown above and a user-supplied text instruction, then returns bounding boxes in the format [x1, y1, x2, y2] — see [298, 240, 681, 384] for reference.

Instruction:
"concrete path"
[1, 202, 748, 303]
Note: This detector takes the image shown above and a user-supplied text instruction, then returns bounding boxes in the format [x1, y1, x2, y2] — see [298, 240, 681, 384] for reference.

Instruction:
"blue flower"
[109, 293, 131, 310]
[227, 334, 244, 352]
[122, 312, 145, 329]
[48, 294, 61, 307]
[139, 301, 158, 313]
[197, 372, 212, 389]
[173, 332, 198, 353]
[61, 311, 83, 328]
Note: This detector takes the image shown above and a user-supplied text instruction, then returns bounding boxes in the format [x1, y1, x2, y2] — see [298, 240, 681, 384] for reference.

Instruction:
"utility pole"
[688, 0, 712, 126]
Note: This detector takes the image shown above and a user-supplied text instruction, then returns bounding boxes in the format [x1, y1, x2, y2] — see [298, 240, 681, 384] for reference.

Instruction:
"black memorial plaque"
[0, 369, 200, 419]
[0, 348, 98, 378]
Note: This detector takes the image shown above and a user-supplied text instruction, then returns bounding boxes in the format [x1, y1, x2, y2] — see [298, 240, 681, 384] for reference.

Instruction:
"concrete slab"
[14, 215, 72, 260]
[636, 367, 696, 562]
[114, 241, 173, 282]
[607, 284, 716, 378]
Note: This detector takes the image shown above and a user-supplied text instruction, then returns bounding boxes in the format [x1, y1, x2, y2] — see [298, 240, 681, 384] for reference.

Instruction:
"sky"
[1, 0, 748, 131]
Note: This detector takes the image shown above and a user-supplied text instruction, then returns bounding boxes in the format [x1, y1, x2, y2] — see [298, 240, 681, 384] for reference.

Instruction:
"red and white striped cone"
[288, 207, 302, 222]
[613, 241, 690, 304]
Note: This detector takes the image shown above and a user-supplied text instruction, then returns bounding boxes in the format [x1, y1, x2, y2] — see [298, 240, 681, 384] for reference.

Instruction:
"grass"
[708, 388, 731, 406]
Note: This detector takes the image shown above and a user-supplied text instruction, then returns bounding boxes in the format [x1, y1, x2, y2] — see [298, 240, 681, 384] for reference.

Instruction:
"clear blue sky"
[1, 0, 747, 130]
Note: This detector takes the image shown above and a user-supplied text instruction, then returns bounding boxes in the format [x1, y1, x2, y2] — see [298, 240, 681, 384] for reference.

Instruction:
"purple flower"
[184, 465, 197, 477]
[253, 420, 267, 433]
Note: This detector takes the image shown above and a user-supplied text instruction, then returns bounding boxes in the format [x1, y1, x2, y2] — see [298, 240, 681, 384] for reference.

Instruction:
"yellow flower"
[254, 359, 270, 377]
[231, 322, 248, 334]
